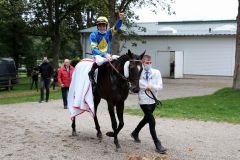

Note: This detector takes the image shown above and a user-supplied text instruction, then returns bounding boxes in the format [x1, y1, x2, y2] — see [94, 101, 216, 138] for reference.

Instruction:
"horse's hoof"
[72, 131, 77, 136]
[106, 132, 114, 137]
[97, 132, 103, 140]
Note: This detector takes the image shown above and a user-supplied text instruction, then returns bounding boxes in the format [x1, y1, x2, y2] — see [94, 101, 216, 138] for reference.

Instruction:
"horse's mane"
[114, 54, 130, 65]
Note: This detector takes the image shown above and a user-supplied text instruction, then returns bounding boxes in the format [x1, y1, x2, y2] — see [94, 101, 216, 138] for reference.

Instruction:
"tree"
[27, 0, 90, 68]
[0, 0, 33, 69]
[27, 0, 107, 68]
[233, 0, 240, 89]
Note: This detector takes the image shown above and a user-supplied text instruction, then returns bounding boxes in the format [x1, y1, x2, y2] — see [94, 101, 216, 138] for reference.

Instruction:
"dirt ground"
[1, 76, 239, 160]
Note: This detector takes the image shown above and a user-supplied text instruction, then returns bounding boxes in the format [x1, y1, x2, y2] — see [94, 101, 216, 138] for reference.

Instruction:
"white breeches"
[94, 55, 120, 66]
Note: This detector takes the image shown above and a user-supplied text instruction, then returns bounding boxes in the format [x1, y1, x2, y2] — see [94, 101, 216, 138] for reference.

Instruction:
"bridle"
[108, 59, 142, 82]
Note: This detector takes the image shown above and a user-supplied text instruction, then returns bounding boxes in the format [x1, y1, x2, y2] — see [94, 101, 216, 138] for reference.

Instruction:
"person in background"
[58, 59, 74, 109]
[130, 54, 167, 154]
[38, 56, 53, 103]
[170, 61, 175, 78]
[52, 68, 58, 90]
[30, 66, 39, 91]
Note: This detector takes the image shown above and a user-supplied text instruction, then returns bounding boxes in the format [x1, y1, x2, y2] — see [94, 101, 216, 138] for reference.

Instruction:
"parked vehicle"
[0, 58, 17, 90]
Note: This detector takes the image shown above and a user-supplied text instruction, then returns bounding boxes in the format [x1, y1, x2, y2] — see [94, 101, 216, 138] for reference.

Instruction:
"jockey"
[88, 11, 124, 91]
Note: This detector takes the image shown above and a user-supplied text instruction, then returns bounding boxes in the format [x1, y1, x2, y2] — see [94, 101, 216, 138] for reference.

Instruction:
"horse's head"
[124, 50, 145, 93]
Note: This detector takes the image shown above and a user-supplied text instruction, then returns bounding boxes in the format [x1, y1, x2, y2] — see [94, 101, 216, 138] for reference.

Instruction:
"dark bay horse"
[72, 50, 145, 149]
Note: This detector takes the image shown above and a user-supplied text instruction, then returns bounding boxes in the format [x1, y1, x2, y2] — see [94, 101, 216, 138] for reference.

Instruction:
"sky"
[133, 0, 238, 22]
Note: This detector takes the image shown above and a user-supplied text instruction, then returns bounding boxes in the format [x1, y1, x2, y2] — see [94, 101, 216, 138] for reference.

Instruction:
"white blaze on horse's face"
[124, 61, 130, 78]
[137, 65, 141, 72]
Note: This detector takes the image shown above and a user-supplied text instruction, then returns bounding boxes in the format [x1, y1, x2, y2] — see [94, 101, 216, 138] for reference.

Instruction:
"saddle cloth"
[67, 58, 95, 118]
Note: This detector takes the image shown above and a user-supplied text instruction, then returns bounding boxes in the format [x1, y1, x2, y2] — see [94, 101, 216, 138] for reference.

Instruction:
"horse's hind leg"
[93, 96, 102, 140]
[72, 117, 77, 136]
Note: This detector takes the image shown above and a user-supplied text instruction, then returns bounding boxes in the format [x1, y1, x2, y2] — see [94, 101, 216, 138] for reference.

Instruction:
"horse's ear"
[139, 50, 146, 60]
[127, 49, 134, 59]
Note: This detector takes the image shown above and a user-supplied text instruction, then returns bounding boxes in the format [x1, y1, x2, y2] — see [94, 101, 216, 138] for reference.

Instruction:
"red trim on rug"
[70, 84, 95, 119]
[81, 59, 95, 62]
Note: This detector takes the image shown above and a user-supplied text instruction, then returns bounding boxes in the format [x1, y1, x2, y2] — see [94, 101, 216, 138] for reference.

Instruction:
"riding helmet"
[96, 16, 108, 25]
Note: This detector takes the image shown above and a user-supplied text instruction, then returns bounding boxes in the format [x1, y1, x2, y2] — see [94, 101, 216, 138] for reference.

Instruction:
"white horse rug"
[67, 59, 95, 118]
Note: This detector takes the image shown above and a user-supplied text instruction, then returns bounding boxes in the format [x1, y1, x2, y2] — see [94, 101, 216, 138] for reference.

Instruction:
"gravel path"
[0, 76, 239, 160]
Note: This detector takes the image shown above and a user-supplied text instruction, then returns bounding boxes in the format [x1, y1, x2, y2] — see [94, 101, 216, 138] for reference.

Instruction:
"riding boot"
[88, 62, 98, 93]
[154, 140, 167, 154]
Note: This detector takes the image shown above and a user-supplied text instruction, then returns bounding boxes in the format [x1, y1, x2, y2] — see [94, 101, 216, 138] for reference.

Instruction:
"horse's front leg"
[106, 104, 120, 149]
[116, 101, 124, 135]
[72, 117, 77, 136]
[93, 96, 102, 140]
[111, 101, 125, 150]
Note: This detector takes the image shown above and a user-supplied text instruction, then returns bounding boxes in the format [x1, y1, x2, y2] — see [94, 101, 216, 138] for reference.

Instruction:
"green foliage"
[0, 0, 33, 69]
[125, 88, 240, 124]
[26, 0, 103, 67]
[60, 38, 82, 59]
[70, 57, 81, 67]
[32, 37, 51, 59]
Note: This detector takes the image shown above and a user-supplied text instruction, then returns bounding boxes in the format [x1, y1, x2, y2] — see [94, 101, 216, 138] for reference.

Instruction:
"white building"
[80, 20, 236, 78]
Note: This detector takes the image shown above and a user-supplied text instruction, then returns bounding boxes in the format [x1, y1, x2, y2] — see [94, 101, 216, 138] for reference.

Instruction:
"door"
[174, 51, 184, 78]
[155, 51, 170, 77]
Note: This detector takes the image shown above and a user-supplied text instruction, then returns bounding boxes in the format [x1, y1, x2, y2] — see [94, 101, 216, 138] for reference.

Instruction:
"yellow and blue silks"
[89, 20, 122, 57]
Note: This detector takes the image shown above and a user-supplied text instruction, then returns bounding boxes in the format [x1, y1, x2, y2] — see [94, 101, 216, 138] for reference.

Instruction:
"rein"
[108, 60, 129, 81]
[144, 89, 162, 106]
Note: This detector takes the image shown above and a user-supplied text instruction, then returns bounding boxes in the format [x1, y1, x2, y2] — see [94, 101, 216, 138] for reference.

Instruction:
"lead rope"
[144, 89, 163, 107]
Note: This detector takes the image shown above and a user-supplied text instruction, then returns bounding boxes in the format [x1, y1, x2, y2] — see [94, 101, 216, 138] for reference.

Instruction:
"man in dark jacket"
[38, 57, 53, 103]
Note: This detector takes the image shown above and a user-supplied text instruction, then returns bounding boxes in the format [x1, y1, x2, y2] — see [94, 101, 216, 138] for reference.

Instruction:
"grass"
[0, 77, 61, 104]
[125, 88, 240, 124]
